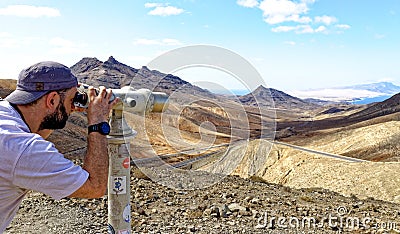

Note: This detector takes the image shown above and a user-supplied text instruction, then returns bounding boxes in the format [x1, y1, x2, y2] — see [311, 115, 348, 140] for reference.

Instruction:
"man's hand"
[86, 86, 119, 125]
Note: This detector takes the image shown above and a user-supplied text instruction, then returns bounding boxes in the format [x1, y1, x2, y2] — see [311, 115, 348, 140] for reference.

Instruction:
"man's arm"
[68, 86, 117, 198]
[68, 132, 108, 198]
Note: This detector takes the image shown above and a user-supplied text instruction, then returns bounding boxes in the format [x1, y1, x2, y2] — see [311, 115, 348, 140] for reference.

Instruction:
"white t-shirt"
[0, 101, 89, 231]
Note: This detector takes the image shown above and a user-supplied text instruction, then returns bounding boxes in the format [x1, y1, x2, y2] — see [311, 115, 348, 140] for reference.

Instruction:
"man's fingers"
[110, 97, 120, 108]
[106, 89, 113, 99]
[88, 86, 96, 100]
[98, 86, 111, 100]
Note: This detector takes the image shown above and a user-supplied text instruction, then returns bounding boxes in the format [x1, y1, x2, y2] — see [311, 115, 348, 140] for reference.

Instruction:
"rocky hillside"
[347, 93, 400, 121]
[220, 139, 400, 202]
[239, 85, 319, 110]
[8, 167, 400, 233]
[291, 117, 400, 162]
[0, 79, 16, 98]
[276, 92, 400, 137]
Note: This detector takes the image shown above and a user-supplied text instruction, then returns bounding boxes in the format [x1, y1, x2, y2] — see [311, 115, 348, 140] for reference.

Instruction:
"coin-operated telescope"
[74, 84, 169, 233]
[73, 84, 169, 113]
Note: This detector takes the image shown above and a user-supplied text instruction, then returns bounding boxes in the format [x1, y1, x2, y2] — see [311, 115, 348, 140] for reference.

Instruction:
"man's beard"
[38, 101, 69, 130]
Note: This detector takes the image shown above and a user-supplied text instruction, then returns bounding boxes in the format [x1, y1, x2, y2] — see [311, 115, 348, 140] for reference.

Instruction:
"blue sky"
[0, 0, 399, 92]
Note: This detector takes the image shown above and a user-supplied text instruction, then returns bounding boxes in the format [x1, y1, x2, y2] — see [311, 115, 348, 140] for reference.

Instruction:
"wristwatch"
[88, 122, 111, 135]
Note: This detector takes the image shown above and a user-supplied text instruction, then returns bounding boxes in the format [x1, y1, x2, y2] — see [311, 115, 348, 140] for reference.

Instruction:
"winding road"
[272, 140, 367, 163]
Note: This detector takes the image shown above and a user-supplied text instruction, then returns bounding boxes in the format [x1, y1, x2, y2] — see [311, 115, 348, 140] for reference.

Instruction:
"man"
[0, 61, 118, 231]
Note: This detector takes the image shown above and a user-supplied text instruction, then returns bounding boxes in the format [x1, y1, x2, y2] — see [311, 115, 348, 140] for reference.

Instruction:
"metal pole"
[107, 103, 136, 234]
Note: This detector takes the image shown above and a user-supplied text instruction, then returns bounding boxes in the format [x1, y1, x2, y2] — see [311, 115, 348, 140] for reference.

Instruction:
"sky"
[0, 0, 399, 92]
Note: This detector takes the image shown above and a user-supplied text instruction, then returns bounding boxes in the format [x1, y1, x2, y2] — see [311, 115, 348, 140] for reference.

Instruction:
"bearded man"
[0, 61, 118, 231]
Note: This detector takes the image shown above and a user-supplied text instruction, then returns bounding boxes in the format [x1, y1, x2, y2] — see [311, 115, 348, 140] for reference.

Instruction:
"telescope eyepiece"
[73, 91, 89, 108]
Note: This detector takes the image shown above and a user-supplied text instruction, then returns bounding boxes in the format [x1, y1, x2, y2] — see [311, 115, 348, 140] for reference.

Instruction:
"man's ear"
[44, 91, 60, 111]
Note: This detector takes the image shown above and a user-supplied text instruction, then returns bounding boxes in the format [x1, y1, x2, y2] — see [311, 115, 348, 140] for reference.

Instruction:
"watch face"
[100, 122, 111, 134]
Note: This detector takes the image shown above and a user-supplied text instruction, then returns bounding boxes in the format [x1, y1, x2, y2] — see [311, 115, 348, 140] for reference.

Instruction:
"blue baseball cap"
[5, 61, 78, 104]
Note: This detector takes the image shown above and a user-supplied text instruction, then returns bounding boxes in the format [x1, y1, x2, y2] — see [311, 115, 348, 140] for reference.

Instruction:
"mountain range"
[238, 85, 318, 110]
[288, 82, 400, 104]
[344, 82, 400, 94]
[2, 56, 400, 126]
[1, 56, 399, 108]
[70, 56, 214, 98]
[70, 56, 328, 111]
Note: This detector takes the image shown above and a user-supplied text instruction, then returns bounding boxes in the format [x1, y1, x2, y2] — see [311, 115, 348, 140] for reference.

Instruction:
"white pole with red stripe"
[107, 103, 136, 234]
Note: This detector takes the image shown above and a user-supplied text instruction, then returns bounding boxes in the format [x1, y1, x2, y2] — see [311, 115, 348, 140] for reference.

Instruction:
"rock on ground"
[7, 170, 400, 234]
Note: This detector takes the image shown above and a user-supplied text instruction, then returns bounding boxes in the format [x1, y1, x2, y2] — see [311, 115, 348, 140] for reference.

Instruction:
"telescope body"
[74, 84, 169, 113]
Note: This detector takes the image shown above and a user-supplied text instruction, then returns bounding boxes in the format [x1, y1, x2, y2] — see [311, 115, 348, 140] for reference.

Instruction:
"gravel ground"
[6, 169, 400, 234]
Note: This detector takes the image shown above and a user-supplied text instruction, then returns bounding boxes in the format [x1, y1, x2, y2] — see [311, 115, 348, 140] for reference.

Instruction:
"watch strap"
[88, 122, 110, 135]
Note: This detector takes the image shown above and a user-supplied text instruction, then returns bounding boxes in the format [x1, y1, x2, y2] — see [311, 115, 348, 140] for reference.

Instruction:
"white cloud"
[0, 5, 60, 18]
[315, 15, 337, 25]
[271, 25, 296, 33]
[315, 25, 327, 33]
[238, 0, 349, 35]
[335, 24, 351, 30]
[297, 25, 314, 34]
[144, 3, 164, 8]
[148, 6, 184, 16]
[133, 38, 183, 46]
[289, 89, 384, 102]
[301, 0, 316, 4]
[285, 14, 312, 24]
[237, 0, 259, 8]
[258, 0, 311, 24]
[272, 25, 317, 34]
[145, 3, 184, 16]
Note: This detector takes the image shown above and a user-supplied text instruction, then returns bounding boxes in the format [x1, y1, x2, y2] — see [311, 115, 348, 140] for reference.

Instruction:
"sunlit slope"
[292, 118, 400, 162]
[0, 79, 16, 98]
[200, 139, 400, 204]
